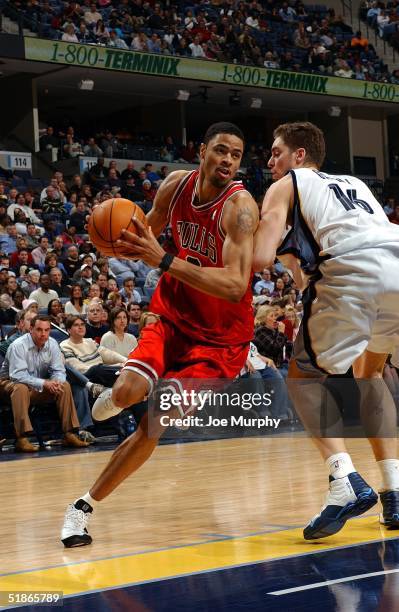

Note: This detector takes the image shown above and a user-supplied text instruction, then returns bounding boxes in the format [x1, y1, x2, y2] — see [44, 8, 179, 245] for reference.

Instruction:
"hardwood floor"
[0, 435, 384, 575]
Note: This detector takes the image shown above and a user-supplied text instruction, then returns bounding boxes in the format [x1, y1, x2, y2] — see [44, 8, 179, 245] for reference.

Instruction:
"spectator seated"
[4, 0, 395, 83]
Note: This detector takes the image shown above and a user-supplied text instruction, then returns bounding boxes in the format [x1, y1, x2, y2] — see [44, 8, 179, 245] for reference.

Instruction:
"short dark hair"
[123, 277, 135, 286]
[203, 122, 245, 145]
[31, 315, 52, 328]
[65, 314, 86, 331]
[273, 121, 325, 167]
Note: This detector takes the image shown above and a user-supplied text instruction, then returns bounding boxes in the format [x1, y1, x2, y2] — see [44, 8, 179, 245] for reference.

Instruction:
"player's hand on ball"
[117, 217, 166, 267]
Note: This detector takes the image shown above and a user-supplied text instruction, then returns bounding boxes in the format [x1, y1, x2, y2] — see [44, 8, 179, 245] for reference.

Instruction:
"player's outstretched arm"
[145, 170, 189, 237]
[253, 175, 292, 272]
[118, 191, 259, 303]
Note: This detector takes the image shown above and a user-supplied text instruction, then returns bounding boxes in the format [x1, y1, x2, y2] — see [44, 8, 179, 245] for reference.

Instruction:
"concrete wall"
[351, 119, 384, 179]
[349, 109, 388, 179]
[309, 110, 352, 173]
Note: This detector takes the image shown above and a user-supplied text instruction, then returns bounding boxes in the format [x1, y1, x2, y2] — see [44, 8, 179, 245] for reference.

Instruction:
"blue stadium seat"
[50, 329, 69, 342]
[1, 325, 15, 339]
[11, 177, 26, 189]
[14, 169, 32, 181]
[27, 178, 44, 191]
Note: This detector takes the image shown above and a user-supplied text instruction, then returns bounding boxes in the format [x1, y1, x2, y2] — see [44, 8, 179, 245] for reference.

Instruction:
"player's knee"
[112, 370, 150, 408]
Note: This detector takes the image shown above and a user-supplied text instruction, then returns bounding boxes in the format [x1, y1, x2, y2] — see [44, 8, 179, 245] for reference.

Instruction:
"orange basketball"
[88, 198, 147, 258]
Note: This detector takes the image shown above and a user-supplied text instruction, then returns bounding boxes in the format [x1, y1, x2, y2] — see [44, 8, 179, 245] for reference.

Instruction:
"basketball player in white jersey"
[254, 122, 399, 539]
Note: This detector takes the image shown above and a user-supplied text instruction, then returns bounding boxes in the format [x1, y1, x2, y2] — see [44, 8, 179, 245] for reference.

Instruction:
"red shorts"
[123, 319, 249, 395]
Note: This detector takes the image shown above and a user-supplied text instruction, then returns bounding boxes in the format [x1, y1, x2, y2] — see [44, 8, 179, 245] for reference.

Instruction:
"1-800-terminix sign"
[24, 38, 399, 104]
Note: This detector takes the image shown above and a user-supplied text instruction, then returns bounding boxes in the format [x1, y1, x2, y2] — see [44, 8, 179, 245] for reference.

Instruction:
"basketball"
[88, 198, 147, 258]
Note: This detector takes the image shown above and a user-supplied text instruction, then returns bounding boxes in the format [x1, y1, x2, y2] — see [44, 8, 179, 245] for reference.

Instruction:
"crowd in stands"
[38, 125, 273, 196]
[0, 153, 397, 452]
[39, 124, 203, 166]
[360, 0, 399, 70]
[5, 0, 394, 82]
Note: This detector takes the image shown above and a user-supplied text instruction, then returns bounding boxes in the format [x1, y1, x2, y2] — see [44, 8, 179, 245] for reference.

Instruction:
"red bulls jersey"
[150, 170, 254, 346]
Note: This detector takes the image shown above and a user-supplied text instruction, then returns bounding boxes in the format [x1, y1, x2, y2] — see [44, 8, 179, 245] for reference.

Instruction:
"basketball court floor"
[1, 436, 398, 611]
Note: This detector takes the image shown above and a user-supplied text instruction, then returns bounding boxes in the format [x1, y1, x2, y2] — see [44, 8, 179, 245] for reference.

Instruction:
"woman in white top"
[184, 10, 197, 30]
[64, 284, 88, 316]
[62, 24, 79, 42]
[100, 306, 137, 358]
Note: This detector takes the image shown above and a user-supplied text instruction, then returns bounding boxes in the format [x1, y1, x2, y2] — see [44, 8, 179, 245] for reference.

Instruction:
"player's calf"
[92, 370, 149, 421]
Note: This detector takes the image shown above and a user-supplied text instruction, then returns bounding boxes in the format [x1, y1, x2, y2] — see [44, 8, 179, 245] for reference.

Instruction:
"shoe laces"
[98, 387, 112, 403]
[323, 477, 356, 508]
[92, 384, 105, 398]
[79, 431, 95, 443]
[65, 504, 90, 531]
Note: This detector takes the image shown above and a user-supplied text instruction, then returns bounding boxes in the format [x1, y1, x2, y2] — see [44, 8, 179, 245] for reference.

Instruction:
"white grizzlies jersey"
[278, 168, 399, 274]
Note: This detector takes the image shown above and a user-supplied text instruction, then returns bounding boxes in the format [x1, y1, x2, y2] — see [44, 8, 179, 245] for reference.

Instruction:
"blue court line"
[1, 522, 313, 578]
[34, 536, 399, 607]
[1, 524, 302, 578]
[0, 517, 388, 579]
[201, 524, 303, 538]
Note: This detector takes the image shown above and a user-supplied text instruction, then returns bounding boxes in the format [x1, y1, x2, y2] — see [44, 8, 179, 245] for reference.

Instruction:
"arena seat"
[1, 325, 15, 339]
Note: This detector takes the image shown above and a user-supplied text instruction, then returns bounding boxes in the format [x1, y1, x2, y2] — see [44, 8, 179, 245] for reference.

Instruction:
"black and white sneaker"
[92, 388, 122, 421]
[304, 472, 378, 540]
[90, 384, 107, 399]
[61, 499, 93, 548]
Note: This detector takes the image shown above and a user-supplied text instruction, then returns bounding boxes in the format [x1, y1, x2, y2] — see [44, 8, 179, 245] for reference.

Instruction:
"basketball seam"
[110, 198, 117, 257]
[91, 210, 109, 243]
[90, 199, 141, 257]
[125, 216, 135, 233]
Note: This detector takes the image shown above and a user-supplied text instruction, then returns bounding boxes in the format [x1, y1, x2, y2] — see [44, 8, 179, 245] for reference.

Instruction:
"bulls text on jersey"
[176, 221, 217, 264]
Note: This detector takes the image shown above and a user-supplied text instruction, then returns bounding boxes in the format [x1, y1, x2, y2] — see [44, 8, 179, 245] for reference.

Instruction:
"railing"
[357, 2, 398, 67]
[2, 0, 398, 80]
[1, 1, 47, 36]
[341, 0, 397, 67]
[341, 0, 353, 24]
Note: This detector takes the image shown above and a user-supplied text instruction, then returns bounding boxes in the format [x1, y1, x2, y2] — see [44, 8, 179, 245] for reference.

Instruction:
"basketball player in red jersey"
[62, 122, 259, 547]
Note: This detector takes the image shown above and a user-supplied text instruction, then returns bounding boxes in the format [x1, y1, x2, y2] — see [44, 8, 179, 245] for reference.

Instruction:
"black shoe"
[380, 490, 399, 529]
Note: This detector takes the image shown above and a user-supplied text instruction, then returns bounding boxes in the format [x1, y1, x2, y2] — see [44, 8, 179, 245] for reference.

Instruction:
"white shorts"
[294, 246, 399, 375]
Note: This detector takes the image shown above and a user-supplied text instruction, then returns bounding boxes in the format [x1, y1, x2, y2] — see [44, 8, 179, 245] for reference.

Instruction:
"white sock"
[75, 492, 98, 509]
[377, 459, 399, 492]
[86, 382, 93, 391]
[326, 452, 356, 479]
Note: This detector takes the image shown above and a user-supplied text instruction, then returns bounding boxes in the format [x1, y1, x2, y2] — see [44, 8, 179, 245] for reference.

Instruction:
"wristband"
[159, 253, 175, 272]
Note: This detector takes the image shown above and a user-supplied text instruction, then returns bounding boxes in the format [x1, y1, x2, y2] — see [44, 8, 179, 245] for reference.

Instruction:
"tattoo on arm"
[236, 207, 255, 233]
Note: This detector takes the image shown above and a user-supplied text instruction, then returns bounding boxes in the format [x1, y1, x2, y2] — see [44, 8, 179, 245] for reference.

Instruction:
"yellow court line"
[1, 517, 398, 597]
